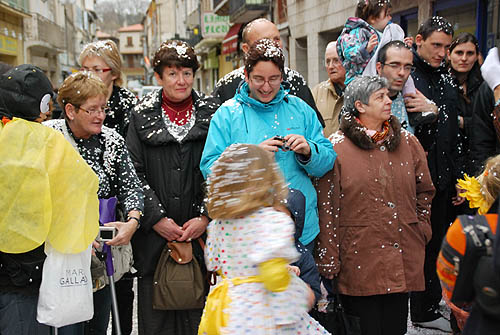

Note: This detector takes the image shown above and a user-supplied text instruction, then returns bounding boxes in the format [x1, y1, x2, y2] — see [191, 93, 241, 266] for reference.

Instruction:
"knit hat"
[0, 64, 53, 121]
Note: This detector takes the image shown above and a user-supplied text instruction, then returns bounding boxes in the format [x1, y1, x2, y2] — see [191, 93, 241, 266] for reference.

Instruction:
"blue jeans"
[0, 292, 50, 335]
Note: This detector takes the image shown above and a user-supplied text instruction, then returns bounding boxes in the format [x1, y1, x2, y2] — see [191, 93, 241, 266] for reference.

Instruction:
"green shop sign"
[202, 13, 230, 38]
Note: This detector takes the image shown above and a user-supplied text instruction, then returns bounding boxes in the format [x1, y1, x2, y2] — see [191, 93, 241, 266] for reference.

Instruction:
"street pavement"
[106, 279, 452, 334]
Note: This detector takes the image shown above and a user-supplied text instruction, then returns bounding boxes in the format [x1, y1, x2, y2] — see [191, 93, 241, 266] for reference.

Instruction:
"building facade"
[118, 23, 145, 84]
[0, 0, 30, 65]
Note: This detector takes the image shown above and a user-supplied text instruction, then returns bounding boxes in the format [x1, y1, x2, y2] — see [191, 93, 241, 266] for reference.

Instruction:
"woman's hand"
[153, 217, 184, 241]
[259, 137, 283, 153]
[404, 89, 438, 114]
[177, 216, 209, 242]
[366, 34, 379, 53]
[104, 219, 138, 246]
[284, 134, 311, 157]
[452, 184, 467, 206]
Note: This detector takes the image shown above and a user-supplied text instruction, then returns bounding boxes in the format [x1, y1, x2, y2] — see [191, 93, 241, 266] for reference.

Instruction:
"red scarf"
[161, 91, 193, 126]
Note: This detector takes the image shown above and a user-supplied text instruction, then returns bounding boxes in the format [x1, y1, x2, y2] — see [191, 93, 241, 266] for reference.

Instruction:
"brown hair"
[57, 72, 108, 118]
[153, 40, 199, 77]
[206, 144, 288, 219]
[449, 32, 479, 55]
[477, 155, 500, 209]
[417, 16, 454, 40]
[244, 38, 285, 75]
[79, 40, 124, 87]
[355, 0, 391, 22]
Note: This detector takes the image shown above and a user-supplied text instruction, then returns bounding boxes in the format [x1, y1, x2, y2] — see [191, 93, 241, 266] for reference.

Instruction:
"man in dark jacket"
[407, 17, 459, 333]
[471, 82, 498, 174]
[212, 18, 325, 128]
[462, 48, 500, 334]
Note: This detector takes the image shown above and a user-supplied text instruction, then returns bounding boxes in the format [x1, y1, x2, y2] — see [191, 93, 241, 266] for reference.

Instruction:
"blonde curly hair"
[477, 154, 500, 208]
[206, 144, 288, 219]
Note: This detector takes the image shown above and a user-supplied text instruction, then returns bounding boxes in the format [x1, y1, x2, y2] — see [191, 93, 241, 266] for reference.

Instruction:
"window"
[127, 36, 133, 47]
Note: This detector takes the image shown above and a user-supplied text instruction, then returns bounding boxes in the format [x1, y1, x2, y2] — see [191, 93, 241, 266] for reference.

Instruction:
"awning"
[222, 23, 242, 55]
[195, 38, 222, 55]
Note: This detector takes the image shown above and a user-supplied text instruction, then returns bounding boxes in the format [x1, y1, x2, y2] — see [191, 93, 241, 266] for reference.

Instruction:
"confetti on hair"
[154, 40, 194, 66]
[254, 39, 284, 60]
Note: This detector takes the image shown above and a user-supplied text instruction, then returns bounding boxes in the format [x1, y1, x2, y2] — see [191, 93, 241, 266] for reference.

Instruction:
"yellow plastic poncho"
[0, 118, 99, 254]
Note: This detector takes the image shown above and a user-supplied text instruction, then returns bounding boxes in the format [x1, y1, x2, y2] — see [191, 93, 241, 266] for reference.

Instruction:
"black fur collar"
[340, 113, 401, 151]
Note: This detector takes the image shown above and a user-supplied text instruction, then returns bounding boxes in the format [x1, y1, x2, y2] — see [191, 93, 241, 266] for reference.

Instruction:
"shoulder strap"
[458, 214, 494, 254]
[197, 237, 205, 250]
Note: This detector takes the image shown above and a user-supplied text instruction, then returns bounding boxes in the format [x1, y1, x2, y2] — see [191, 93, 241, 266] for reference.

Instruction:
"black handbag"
[310, 294, 361, 335]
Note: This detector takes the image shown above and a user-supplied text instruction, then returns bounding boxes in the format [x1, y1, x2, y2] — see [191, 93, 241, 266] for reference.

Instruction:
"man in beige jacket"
[312, 41, 346, 137]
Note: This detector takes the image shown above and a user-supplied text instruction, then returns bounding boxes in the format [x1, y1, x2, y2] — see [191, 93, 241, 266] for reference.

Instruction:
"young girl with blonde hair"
[199, 143, 329, 335]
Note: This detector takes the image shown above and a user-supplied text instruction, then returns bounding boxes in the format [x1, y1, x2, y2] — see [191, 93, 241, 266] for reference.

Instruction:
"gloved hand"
[481, 47, 500, 91]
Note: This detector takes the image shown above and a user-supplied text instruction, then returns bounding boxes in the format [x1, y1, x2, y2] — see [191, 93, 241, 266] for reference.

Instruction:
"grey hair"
[342, 75, 388, 117]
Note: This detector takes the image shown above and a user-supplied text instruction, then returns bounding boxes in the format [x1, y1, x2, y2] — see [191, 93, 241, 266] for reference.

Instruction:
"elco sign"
[202, 13, 230, 38]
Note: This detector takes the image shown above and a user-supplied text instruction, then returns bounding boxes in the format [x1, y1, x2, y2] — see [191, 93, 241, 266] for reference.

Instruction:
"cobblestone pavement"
[106, 279, 452, 335]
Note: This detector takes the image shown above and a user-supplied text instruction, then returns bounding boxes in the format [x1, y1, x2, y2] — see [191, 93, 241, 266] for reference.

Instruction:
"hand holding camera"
[98, 217, 139, 246]
[259, 134, 310, 157]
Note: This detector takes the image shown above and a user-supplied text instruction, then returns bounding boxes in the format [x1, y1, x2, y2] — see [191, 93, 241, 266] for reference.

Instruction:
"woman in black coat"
[126, 40, 219, 335]
[447, 32, 483, 179]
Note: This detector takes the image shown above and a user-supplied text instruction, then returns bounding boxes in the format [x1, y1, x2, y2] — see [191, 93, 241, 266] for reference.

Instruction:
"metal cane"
[103, 243, 121, 335]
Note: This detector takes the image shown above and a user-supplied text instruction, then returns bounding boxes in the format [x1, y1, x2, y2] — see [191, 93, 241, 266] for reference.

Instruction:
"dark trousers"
[111, 275, 135, 335]
[410, 188, 456, 322]
[340, 293, 409, 335]
[85, 286, 111, 335]
[0, 292, 50, 335]
[137, 276, 202, 335]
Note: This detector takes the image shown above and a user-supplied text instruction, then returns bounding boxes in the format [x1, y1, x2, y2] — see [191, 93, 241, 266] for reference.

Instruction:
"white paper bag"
[37, 243, 93, 328]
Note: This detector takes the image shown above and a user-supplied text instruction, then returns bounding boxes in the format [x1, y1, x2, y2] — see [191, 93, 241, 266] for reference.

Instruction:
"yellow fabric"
[0, 118, 99, 254]
[457, 174, 491, 215]
[198, 276, 260, 335]
[198, 258, 291, 334]
[258, 257, 291, 292]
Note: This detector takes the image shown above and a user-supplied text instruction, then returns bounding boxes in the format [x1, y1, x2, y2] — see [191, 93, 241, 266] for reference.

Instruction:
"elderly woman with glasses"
[44, 72, 144, 335]
[200, 39, 335, 251]
[315, 75, 435, 335]
[79, 40, 137, 137]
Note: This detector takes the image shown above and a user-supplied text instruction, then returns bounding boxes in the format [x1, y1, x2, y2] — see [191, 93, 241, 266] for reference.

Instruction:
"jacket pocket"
[0, 247, 45, 287]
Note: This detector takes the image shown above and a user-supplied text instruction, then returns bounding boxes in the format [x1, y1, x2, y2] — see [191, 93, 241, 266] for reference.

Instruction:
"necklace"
[162, 103, 192, 115]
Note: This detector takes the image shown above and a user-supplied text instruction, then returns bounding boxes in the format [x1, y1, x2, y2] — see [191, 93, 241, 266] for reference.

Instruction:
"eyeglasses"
[382, 63, 415, 73]
[325, 58, 342, 66]
[78, 105, 110, 116]
[250, 75, 282, 87]
[80, 67, 112, 74]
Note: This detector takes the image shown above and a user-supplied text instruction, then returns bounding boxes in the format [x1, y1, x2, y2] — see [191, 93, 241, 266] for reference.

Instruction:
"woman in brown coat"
[315, 76, 435, 335]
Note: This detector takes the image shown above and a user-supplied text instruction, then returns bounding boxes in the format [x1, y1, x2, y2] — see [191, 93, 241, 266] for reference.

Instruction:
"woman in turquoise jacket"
[200, 39, 336, 248]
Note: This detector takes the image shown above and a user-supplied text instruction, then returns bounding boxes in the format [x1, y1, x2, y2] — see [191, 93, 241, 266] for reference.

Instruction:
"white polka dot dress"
[203, 207, 331, 335]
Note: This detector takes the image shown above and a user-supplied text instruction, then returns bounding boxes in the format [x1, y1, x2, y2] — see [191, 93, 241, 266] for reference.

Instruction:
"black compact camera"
[98, 226, 116, 242]
[273, 135, 290, 151]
